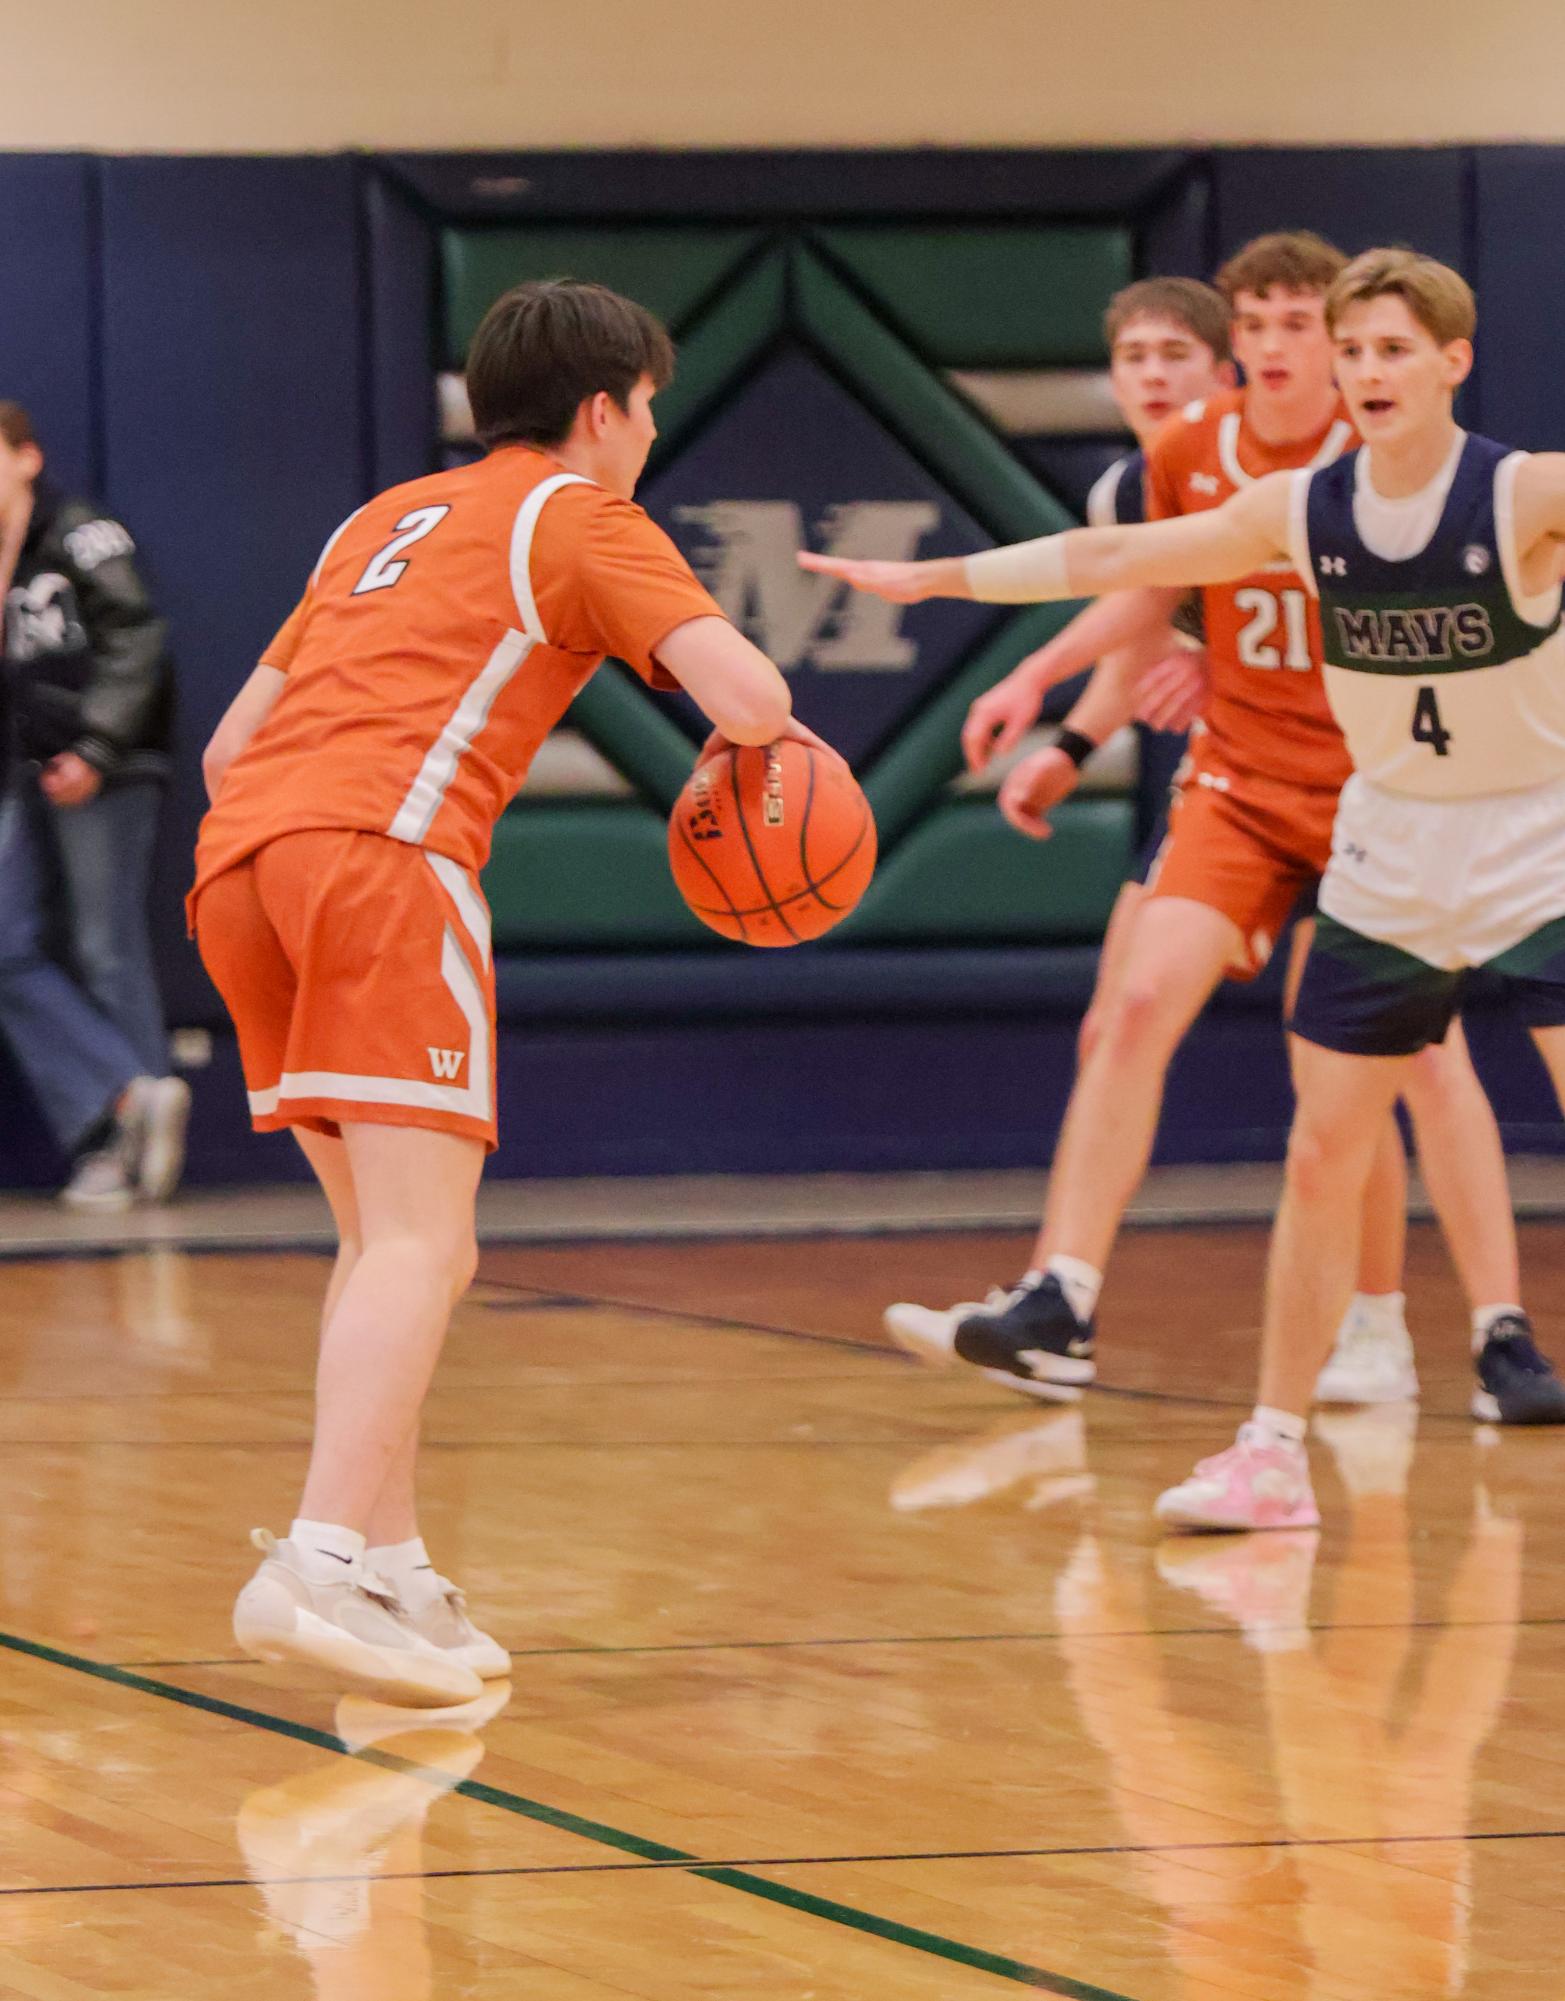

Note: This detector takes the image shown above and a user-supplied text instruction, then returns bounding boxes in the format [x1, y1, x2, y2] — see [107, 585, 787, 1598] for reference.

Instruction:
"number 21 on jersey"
[1235, 586, 1311, 672]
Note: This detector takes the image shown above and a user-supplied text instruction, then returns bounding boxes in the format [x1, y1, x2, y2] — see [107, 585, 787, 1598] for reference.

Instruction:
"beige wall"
[6, 0, 1565, 151]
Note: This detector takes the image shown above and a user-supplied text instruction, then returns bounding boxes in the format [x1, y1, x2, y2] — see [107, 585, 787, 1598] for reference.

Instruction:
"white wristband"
[963, 535, 1073, 603]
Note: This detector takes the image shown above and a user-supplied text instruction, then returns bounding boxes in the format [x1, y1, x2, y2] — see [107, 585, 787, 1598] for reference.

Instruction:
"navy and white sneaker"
[1471, 1314, 1565, 1425]
[953, 1273, 1096, 1398]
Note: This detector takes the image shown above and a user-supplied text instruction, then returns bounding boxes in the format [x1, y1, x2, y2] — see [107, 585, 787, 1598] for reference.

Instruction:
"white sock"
[1248, 1405, 1307, 1450]
[288, 1518, 366, 1580]
[1044, 1255, 1102, 1323]
[1351, 1289, 1406, 1330]
[1472, 1304, 1526, 1353]
[367, 1536, 442, 1609]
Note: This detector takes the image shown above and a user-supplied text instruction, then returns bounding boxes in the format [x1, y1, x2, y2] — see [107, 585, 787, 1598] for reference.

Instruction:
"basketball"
[667, 739, 877, 946]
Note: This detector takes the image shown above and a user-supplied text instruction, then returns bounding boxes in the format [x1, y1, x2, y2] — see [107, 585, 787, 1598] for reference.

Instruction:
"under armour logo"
[428, 1047, 465, 1079]
[1189, 472, 1220, 495]
[1462, 544, 1491, 575]
[1320, 555, 1347, 577]
[1344, 841, 1368, 864]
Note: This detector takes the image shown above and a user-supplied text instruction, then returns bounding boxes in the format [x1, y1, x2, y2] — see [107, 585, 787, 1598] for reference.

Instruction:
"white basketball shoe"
[233, 1530, 483, 1706]
[1314, 1294, 1419, 1405]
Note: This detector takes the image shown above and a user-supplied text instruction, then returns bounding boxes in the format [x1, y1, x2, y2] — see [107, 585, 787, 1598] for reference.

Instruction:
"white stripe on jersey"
[1216, 411, 1354, 490]
[1085, 458, 1128, 530]
[509, 472, 592, 641]
[385, 470, 591, 848]
[387, 628, 534, 845]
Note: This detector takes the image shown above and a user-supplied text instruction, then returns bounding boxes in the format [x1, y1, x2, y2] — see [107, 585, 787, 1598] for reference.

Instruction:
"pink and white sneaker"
[1154, 1425, 1320, 1533]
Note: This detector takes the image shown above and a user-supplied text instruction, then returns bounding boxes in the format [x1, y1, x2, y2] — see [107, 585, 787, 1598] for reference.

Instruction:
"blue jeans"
[0, 777, 170, 1155]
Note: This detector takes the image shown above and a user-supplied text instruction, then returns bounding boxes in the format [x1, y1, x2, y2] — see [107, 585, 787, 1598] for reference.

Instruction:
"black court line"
[13, 1815, 1565, 1905]
[120, 1609, 1565, 1671]
[0, 1626, 1131, 2001]
[475, 1273, 1257, 1410]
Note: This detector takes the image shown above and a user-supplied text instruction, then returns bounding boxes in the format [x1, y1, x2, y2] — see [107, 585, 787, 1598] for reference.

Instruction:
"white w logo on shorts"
[427, 1047, 465, 1079]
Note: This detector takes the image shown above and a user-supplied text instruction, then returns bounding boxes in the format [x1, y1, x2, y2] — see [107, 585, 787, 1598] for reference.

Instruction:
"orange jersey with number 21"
[1145, 388, 1357, 793]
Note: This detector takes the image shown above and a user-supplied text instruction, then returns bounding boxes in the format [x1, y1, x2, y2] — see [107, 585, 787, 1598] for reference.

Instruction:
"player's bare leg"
[232, 1123, 490, 1702]
[1038, 895, 1241, 1272]
[1400, 1022, 1521, 1308]
[1076, 879, 1147, 1068]
[1285, 920, 1417, 1402]
[945, 896, 1239, 1397]
[1158, 1041, 1407, 1532]
[297, 1123, 482, 1530]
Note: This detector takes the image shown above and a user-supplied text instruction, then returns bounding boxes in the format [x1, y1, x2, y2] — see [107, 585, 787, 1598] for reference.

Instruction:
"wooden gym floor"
[3, 1215, 1565, 1997]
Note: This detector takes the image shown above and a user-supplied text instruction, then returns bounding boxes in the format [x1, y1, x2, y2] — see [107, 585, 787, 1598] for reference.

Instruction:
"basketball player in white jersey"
[802, 247, 1565, 1531]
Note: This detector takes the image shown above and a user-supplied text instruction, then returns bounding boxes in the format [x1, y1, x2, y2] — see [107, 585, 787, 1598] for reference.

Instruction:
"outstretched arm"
[799, 475, 1294, 605]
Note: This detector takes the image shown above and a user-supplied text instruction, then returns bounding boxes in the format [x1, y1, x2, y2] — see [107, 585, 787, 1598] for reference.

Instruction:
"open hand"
[962, 660, 1046, 773]
[997, 745, 1079, 841]
[1135, 646, 1209, 734]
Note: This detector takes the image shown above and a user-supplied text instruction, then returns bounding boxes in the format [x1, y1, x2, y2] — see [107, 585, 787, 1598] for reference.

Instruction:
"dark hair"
[1216, 230, 1347, 304]
[0, 401, 37, 450]
[466, 279, 676, 450]
[1103, 278, 1232, 364]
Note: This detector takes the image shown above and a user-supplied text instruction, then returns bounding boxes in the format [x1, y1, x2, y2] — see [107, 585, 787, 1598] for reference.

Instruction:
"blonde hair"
[1216, 231, 1346, 304]
[1325, 247, 1476, 345]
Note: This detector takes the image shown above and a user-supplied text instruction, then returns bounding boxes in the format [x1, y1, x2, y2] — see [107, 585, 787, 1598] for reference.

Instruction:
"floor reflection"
[889, 1401, 1526, 1997]
[236, 1684, 511, 1997]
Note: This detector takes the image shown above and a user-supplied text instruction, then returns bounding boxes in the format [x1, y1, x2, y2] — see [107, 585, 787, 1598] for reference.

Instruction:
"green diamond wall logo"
[641, 348, 1002, 767]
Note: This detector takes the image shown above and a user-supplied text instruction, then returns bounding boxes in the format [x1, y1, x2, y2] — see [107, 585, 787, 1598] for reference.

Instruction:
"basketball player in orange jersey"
[813, 234, 1521, 1411]
[194, 280, 837, 1704]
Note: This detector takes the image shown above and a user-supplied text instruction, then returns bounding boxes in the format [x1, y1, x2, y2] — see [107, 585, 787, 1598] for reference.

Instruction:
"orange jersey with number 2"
[1145, 388, 1357, 793]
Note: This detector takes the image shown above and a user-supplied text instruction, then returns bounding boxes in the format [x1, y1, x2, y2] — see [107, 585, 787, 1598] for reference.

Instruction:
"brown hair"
[466, 279, 676, 451]
[1325, 247, 1477, 344]
[0, 401, 37, 450]
[1104, 279, 1232, 364]
[1216, 231, 1347, 305]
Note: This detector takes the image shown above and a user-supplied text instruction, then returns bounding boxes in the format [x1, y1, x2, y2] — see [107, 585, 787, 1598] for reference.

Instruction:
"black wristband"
[1054, 726, 1098, 769]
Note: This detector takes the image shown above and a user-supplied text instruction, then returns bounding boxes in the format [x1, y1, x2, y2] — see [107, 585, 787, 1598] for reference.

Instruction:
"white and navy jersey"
[1086, 450, 1146, 528]
[1291, 432, 1565, 799]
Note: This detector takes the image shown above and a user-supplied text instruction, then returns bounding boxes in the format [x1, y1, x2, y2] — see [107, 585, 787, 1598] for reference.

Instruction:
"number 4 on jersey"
[1411, 683, 1452, 756]
[352, 505, 451, 595]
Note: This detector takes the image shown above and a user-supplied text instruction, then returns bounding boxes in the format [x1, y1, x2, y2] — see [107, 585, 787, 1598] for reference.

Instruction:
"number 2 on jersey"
[1234, 586, 1311, 671]
[1411, 684, 1452, 756]
[352, 505, 451, 596]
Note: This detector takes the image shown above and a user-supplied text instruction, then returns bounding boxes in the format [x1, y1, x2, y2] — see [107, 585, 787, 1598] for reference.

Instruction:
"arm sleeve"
[63, 514, 171, 772]
[259, 593, 313, 673]
[1144, 431, 1184, 524]
[530, 486, 726, 690]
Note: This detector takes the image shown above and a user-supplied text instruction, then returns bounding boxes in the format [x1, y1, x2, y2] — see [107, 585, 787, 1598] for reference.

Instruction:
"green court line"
[0, 1625, 1135, 2001]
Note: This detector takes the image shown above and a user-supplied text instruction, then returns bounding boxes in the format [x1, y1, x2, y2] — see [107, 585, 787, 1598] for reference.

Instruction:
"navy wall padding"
[1472, 149, 1565, 452]
[0, 155, 98, 494]
[97, 156, 372, 1020]
[379, 149, 1202, 223]
[366, 168, 439, 491]
[1211, 147, 1472, 272]
[1139, 162, 1212, 279]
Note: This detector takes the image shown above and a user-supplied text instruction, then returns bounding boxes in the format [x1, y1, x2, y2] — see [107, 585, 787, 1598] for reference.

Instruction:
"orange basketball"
[668, 740, 877, 946]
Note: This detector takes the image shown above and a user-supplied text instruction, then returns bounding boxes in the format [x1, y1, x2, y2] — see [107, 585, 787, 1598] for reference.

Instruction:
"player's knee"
[1284, 1113, 1357, 1202]
[1100, 978, 1183, 1064]
[1076, 1006, 1105, 1068]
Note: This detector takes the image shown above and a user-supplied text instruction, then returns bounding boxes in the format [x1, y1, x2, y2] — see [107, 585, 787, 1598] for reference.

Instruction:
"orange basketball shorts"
[1144, 743, 1341, 980]
[192, 828, 497, 1148]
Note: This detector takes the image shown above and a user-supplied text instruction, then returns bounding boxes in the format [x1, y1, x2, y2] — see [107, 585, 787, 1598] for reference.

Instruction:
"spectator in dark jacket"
[0, 401, 188, 1208]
